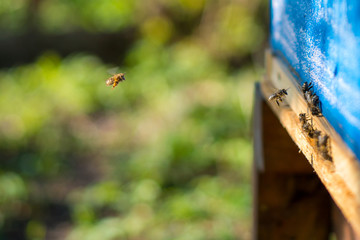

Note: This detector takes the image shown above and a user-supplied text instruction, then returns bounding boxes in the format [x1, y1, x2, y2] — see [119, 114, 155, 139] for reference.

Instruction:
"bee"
[268, 88, 289, 106]
[302, 82, 313, 95]
[313, 130, 321, 139]
[302, 82, 322, 116]
[299, 113, 316, 138]
[304, 91, 322, 116]
[316, 133, 332, 160]
[106, 73, 126, 89]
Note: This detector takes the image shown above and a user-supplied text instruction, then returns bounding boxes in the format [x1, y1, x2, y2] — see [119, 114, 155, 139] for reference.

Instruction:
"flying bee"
[299, 113, 316, 138]
[106, 73, 126, 89]
[268, 88, 289, 106]
[316, 133, 332, 160]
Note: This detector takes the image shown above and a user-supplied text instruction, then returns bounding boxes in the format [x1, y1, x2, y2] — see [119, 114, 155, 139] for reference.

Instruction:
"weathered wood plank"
[253, 84, 331, 240]
[261, 51, 360, 236]
[332, 201, 360, 240]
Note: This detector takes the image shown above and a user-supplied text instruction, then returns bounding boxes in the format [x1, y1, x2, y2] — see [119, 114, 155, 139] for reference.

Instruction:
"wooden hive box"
[253, 1, 360, 239]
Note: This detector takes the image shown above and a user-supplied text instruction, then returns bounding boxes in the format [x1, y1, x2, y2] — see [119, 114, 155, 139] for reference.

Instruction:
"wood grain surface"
[261, 52, 360, 236]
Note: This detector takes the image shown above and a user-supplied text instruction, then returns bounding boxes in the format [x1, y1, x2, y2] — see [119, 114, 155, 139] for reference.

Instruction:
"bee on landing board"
[106, 73, 126, 89]
[304, 90, 322, 116]
[302, 82, 322, 117]
[299, 113, 316, 138]
[268, 88, 289, 106]
[302, 82, 313, 95]
[316, 133, 332, 161]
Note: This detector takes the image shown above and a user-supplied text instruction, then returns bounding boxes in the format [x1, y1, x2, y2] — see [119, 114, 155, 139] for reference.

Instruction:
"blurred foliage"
[0, 0, 266, 239]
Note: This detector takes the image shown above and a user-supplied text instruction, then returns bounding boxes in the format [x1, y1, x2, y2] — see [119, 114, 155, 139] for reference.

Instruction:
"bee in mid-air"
[106, 73, 126, 89]
[299, 113, 316, 138]
[316, 133, 332, 160]
[268, 88, 289, 106]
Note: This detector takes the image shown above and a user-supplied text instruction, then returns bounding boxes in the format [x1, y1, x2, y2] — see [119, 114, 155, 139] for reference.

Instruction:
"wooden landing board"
[253, 84, 331, 240]
[262, 51, 360, 236]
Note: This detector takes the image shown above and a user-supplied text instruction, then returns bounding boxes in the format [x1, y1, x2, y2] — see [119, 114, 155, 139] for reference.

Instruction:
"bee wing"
[107, 67, 119, 75]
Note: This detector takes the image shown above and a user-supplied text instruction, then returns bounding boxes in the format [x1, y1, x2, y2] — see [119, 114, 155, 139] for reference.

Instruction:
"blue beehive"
[271, 0, 360, 160]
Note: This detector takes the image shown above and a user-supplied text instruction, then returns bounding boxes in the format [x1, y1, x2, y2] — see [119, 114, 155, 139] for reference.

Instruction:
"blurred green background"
[0, 0, 267, 239]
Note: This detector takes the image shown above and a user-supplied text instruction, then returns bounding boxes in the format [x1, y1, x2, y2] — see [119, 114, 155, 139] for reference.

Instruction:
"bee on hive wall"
[299, 113, 316, 138]
[302, 82, 322, 116]
[302, 82, 313, 95]
[316, 133, 332, 161]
